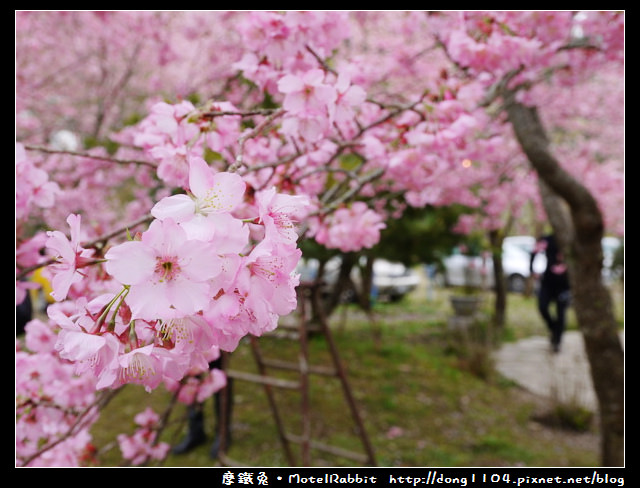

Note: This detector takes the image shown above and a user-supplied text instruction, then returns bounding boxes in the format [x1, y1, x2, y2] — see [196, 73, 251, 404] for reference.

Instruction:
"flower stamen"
[154, 256, 181, 282]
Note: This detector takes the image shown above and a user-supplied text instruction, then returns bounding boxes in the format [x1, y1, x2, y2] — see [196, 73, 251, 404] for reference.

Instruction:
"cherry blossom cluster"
[16, 143, 60, 304]
[15, 143, 60, 225]
[164, 363, 227, 406]
[17, 152, 309, 466]
[117, 408, 171, 466]
[15, 11, 624, 467]
[16, 317, 99, 467]
[437, 11, 625, 105]
[311, 201, 386, 253]
[44, 155, 309, 393]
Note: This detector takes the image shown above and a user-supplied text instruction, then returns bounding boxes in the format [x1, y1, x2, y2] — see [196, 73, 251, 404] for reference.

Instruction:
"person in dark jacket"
[530, 234, 571, 353]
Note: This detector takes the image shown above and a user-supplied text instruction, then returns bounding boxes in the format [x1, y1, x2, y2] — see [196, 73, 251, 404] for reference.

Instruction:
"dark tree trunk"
[489, 229, 506, 334]
[357, 254, 375, 313]
[504, 96, 624, 466]
[325, 253, 358, 314]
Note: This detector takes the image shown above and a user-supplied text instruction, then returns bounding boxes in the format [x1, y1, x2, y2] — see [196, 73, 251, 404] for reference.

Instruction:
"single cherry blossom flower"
[278, 68, 337, 114]
[156, 315, 218, 373]
[151, 157, 246, 222]
[255, 186, 310, 244]
[330, 72, 367, 124]
[45, 214, 95, 302]
[236, 238, 301, 316]
[105, 218, 221, 320]
[24, 318, 58, 354]
[111, 344, 163, 392]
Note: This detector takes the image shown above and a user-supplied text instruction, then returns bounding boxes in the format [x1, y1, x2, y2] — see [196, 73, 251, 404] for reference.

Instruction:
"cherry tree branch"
[22, 144, 158, 169]
[228, 108, 286, 173]
[305, 44, 338, 75]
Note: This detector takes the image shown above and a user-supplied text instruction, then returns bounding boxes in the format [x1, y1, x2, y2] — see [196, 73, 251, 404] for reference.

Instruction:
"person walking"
[530, 234, 571, 353]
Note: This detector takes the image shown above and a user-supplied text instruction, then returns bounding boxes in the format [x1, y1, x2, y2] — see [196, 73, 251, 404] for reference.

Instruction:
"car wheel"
[508, 274, 527, 294]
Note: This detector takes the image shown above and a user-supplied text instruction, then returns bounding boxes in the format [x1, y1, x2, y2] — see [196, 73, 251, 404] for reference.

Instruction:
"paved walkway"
[493, 330, 624, 412]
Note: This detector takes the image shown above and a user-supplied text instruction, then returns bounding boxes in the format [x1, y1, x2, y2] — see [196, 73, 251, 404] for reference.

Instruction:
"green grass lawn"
[89, 280, 624, 467]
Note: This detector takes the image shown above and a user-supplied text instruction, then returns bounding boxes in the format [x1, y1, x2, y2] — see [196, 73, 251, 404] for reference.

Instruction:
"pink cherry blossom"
[132, 100, 201, 188]
[117, 407, 170, 465]
[15, 11, 624, 467]
[155, 315, 220, 374]
[151, 144, 192, 188]
[331, 72, 367, 125]
[187, 157, 246, 215]
[313, 202, 386, 253]
[202, 101, 243, 153]
[280, 112, 330, 142]
[278, 69, 337, 114]
[24, 318, 58, 353]
[236, 11, 295, 63]
[17, 316, 99, 467]
[164, 366, 227, 405]
[105, 218, 221, 320]
[277, 69, 338, 141]
[255, 186, 310, 244]
[16, 231, 48, 269]
[16, 232, 48, 305]
[111, 344, 163, 392]
[180, 211, 250, 252]
[151, 157, 246, 222]
[199, 236, 302, 346]
[16, 142, 60, 223]
[232, 52, 281, 94]
[48, 298, 124, 388]
[45, 214, 95, 302]
[237, 238, 302, 316]
[204, 287, 279, 345]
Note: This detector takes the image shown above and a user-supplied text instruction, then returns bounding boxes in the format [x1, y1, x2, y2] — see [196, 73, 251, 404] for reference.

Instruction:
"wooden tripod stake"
[219, 282, 377, 467]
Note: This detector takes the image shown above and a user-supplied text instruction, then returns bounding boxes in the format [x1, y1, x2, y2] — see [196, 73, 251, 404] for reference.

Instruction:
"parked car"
[296, 256, 421, 302]
[440, 235, 622, 293]
[370, 259, 421, 301]
[602, 236, 622, 284]
[438, 251, 492, 290]
[440, 236, 545, 293]
[503, 238, 546, 292]
[503, 235, 536, 254]
[503, 236, 546, 292]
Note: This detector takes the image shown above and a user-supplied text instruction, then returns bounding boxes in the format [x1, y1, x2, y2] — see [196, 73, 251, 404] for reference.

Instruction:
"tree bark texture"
[504, 96, 624, 466]
[489, 229, 506, 333]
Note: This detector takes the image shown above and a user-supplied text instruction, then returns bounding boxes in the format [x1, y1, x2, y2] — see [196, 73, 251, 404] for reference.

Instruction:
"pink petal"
[277, 74, 303, 94]
[188, 156, 215, 198]
[57, 331, 107, 362]
[126, 282, 164, 320]
[151, 194, 195, 222]
[46, 230, 75, 263]
[179, 239, 223, 281]
[105, 241, 156, 285]
[50, 268, 81, 302]
[302, 68, 325, 85]
[197, 172, 246, 214]
[165, 279, 211, 316]
[66, 213, 83, 245]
